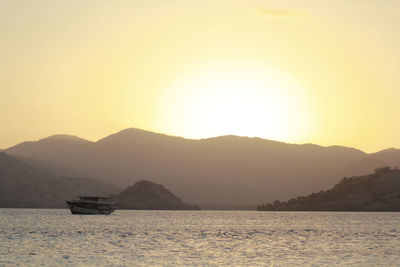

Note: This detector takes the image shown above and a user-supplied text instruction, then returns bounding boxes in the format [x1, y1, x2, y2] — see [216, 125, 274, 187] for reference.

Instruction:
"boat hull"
[66, 202, 115, 215]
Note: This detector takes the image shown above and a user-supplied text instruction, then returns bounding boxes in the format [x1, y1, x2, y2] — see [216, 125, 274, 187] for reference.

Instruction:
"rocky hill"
[257, 167, 400, 211]
[112, 180, 199, 210]
[0, 152, 117, 208]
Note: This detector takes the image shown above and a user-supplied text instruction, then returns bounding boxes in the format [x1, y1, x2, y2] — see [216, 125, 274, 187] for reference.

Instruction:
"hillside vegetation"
[258, 167, 400, 211]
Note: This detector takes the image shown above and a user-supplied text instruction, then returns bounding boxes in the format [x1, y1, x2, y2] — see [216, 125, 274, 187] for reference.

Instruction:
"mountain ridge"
[7, 127, 387, 153]
[5, 128, 400, 208]
[7, 128, 395, 154]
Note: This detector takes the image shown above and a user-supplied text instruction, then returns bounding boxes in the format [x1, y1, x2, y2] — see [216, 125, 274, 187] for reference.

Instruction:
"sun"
[158, 64, 312, 142]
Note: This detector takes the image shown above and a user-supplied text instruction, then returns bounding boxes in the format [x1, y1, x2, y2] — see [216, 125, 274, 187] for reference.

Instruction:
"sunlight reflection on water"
[1, 209, 399, 266]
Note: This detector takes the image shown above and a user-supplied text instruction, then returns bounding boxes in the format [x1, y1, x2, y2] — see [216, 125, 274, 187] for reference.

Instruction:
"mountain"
[345, 148, 400, 175]
[0, 152, 117, 208]
[112, 180, 199, 210]
[5, 134, 95, 177]
[257, 167, 400, 211]
[5, 128, 400, 208]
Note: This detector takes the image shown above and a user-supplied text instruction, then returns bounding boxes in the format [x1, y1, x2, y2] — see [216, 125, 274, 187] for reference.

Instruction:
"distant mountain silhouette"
[112, 180, 199, 210]
[257, 167, 400, 211]
[5, 128, 400, 208]
[0, 152, 117, 208]
[345, 148, 400, 175]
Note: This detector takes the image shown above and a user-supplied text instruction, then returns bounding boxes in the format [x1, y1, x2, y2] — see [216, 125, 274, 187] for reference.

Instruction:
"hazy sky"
[1, 0, 400, 152]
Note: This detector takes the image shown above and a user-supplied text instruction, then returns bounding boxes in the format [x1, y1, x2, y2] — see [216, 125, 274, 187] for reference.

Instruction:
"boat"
[66, 196, 116, 215]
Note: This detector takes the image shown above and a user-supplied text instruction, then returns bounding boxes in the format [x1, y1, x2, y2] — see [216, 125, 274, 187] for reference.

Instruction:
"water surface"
[1, 209, 399, 266]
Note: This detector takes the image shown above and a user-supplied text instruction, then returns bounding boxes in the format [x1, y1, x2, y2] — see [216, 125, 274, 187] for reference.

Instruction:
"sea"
[0, 209, 399, 266]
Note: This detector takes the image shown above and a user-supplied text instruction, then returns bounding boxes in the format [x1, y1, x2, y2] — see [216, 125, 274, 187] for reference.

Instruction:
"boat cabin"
[79, 196, 110, 202]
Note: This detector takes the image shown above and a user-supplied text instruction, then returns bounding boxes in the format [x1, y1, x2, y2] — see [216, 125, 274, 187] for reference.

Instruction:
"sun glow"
[158, 65, 313, 142]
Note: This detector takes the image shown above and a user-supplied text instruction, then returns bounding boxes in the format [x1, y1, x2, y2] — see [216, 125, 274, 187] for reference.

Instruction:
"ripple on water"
[0, 209, 400, 266]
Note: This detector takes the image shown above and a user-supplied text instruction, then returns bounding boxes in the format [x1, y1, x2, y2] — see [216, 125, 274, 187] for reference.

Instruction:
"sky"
[1, 0, 400, 152]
